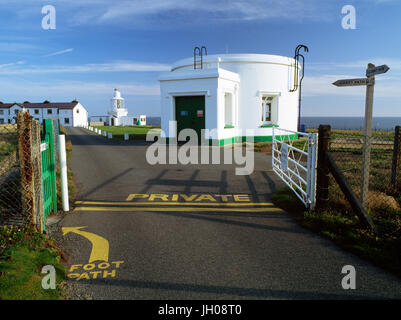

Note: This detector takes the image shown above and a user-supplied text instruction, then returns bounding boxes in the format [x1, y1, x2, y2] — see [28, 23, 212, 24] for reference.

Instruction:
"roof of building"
[171, 53, 297, 72]
[0, 101, 79, 109]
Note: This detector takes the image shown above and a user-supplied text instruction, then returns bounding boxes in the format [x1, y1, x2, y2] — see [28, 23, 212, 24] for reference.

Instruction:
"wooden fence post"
[316, 125, 331, 211]
[391, 126, 401, 188]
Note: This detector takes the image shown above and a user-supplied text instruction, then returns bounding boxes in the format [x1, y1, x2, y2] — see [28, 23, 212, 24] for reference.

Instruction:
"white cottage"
[0, 100, 88, 127]
[158, 54, 300, 145]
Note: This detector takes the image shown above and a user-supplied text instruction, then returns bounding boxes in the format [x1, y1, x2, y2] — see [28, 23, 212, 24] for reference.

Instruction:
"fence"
[0, 112, 59, 231]
[0, 124, 22, 225]
[315, 125, 401, 232]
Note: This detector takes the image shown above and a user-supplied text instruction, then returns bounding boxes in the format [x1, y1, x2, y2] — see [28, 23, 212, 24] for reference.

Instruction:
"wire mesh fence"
[0, 124, 23, 225]
[326, 128, 401, 219]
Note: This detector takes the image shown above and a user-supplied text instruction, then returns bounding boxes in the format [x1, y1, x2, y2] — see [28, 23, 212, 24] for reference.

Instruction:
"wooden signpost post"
[333, 64, 389, 210]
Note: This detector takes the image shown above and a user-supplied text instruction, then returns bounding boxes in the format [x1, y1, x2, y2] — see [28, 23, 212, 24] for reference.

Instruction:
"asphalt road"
[56, 127, 401, 300]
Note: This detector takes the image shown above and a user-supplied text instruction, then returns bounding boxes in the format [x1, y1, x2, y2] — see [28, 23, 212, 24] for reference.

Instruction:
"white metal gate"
[272, 127, 318, 210]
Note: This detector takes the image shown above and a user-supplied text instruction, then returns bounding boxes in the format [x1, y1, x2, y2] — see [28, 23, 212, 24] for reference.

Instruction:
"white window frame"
[224, 92, 234, 127]
[259, 91, 280, 126]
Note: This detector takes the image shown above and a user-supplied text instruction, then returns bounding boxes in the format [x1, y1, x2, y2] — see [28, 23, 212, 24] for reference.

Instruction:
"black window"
[0, 119, 4, 124]
[48, 109, 52, 114]
[14, 110, 19, 115]
[34, 109, 39, 114]
[64, 118, 70, 124]
[0, 110, 3, 115]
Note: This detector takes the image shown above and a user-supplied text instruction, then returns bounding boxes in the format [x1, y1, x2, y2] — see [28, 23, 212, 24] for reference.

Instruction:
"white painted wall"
[72, 103, 88, 127]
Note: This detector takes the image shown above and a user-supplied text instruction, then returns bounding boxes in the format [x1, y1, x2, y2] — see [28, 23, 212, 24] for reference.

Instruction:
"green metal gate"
[40, 119, 58, 231]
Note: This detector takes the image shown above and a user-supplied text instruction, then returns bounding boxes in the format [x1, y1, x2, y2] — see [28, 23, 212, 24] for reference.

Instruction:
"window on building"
[99, 118, 102, 122]
[76, 109, 79, 113]
[0, 110, 3, 115]
[34, 109, 39, 114]
[64, 118, 70, 124]
[14, 109, 19, 115]
[261, 95, 278, 125]
[0, 119, 4, 124]
[48, 109, 52, 114]
[224, 92, 234, 127]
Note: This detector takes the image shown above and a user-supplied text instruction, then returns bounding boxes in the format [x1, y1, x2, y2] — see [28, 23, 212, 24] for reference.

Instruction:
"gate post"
[391, 125, 401, 187]
[316, 125, 331, 211]
[44, 119, 57, 212]
[17, 111, 44, 231]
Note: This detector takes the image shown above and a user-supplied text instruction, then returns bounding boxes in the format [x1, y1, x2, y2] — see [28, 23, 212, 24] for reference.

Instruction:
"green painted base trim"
[224, 125, 235, 129]
[161, 134, 298, 146]
[260, 124, 279, 128]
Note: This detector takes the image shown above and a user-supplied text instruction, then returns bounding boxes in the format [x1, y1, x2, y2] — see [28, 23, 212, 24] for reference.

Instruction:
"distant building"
[89, 116, 107, 125]
[0, 100, 88, 127]
[89, 89, 146, 126]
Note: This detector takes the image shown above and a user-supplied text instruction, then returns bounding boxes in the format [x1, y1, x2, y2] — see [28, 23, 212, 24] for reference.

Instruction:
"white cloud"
[0, 61, 25, 68]
[303, 74, 401, 98]
[1, 0, 336, 28]
[0, 79, 160, 98]
[0, 42, 38, 51]
[44, 48, 74, 57]
[0, 61, 170, 75]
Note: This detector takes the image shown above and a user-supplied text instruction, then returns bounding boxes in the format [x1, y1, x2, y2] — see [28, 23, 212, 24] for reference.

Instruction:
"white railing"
[272, 127, 318, 210]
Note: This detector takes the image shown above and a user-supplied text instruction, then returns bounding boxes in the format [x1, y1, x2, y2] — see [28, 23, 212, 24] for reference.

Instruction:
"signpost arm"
[360, 63, 375, 209]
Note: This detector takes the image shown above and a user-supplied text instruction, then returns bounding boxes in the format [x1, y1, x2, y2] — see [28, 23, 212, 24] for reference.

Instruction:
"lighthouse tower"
[108, 88, 128, 125]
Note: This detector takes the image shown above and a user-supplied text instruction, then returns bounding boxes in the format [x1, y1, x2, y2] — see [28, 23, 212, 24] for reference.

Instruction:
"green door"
[175, 96, 205, 144]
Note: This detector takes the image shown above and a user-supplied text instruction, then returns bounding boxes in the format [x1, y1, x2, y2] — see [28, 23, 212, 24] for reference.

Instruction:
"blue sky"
[0, 0, 400, 117]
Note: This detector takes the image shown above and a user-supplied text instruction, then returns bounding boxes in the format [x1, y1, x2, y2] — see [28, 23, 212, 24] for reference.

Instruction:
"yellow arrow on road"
[62, 226, 109, 263]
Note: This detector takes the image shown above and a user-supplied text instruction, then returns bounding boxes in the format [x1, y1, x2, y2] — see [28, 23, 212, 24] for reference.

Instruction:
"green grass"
[0, 125, 18, 162]
[272, 187, 401, 279]
[95, 126, 160, 136]
[306, 128, 395, 141]
[0, 225, 66, 300]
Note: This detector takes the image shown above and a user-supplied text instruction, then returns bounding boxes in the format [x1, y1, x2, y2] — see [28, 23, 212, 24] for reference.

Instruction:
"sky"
[0, 0, 400, 117]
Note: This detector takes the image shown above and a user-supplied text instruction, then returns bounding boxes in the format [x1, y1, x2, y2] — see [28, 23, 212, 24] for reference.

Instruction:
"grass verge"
[0, 225, 66, 300]
[93, 125, 160, 140]
[272, 187, 401, 279]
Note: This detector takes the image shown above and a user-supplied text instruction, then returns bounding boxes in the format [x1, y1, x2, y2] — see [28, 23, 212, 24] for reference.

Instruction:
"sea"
[147, 116, 401, 131]
[300, 117, 401, 131]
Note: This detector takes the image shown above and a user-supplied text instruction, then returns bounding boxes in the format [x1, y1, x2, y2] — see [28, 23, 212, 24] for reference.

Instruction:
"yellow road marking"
[74, 206, 282, 213]
[62, 226, 109, 263]
[75, 201, 275, 207]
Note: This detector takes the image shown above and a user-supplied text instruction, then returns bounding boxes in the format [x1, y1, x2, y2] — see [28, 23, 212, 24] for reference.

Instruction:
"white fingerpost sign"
[333, 78, 372, 87]
[333, 63, 389, 209]
[366, 64, 389, 77]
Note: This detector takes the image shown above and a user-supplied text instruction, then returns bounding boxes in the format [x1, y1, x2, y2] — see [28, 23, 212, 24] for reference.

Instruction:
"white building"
[0, 100, 88, 127]
[89, 116, 108, 125]
[90, 89, 146, 126]
[158, 53, 300, 145]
